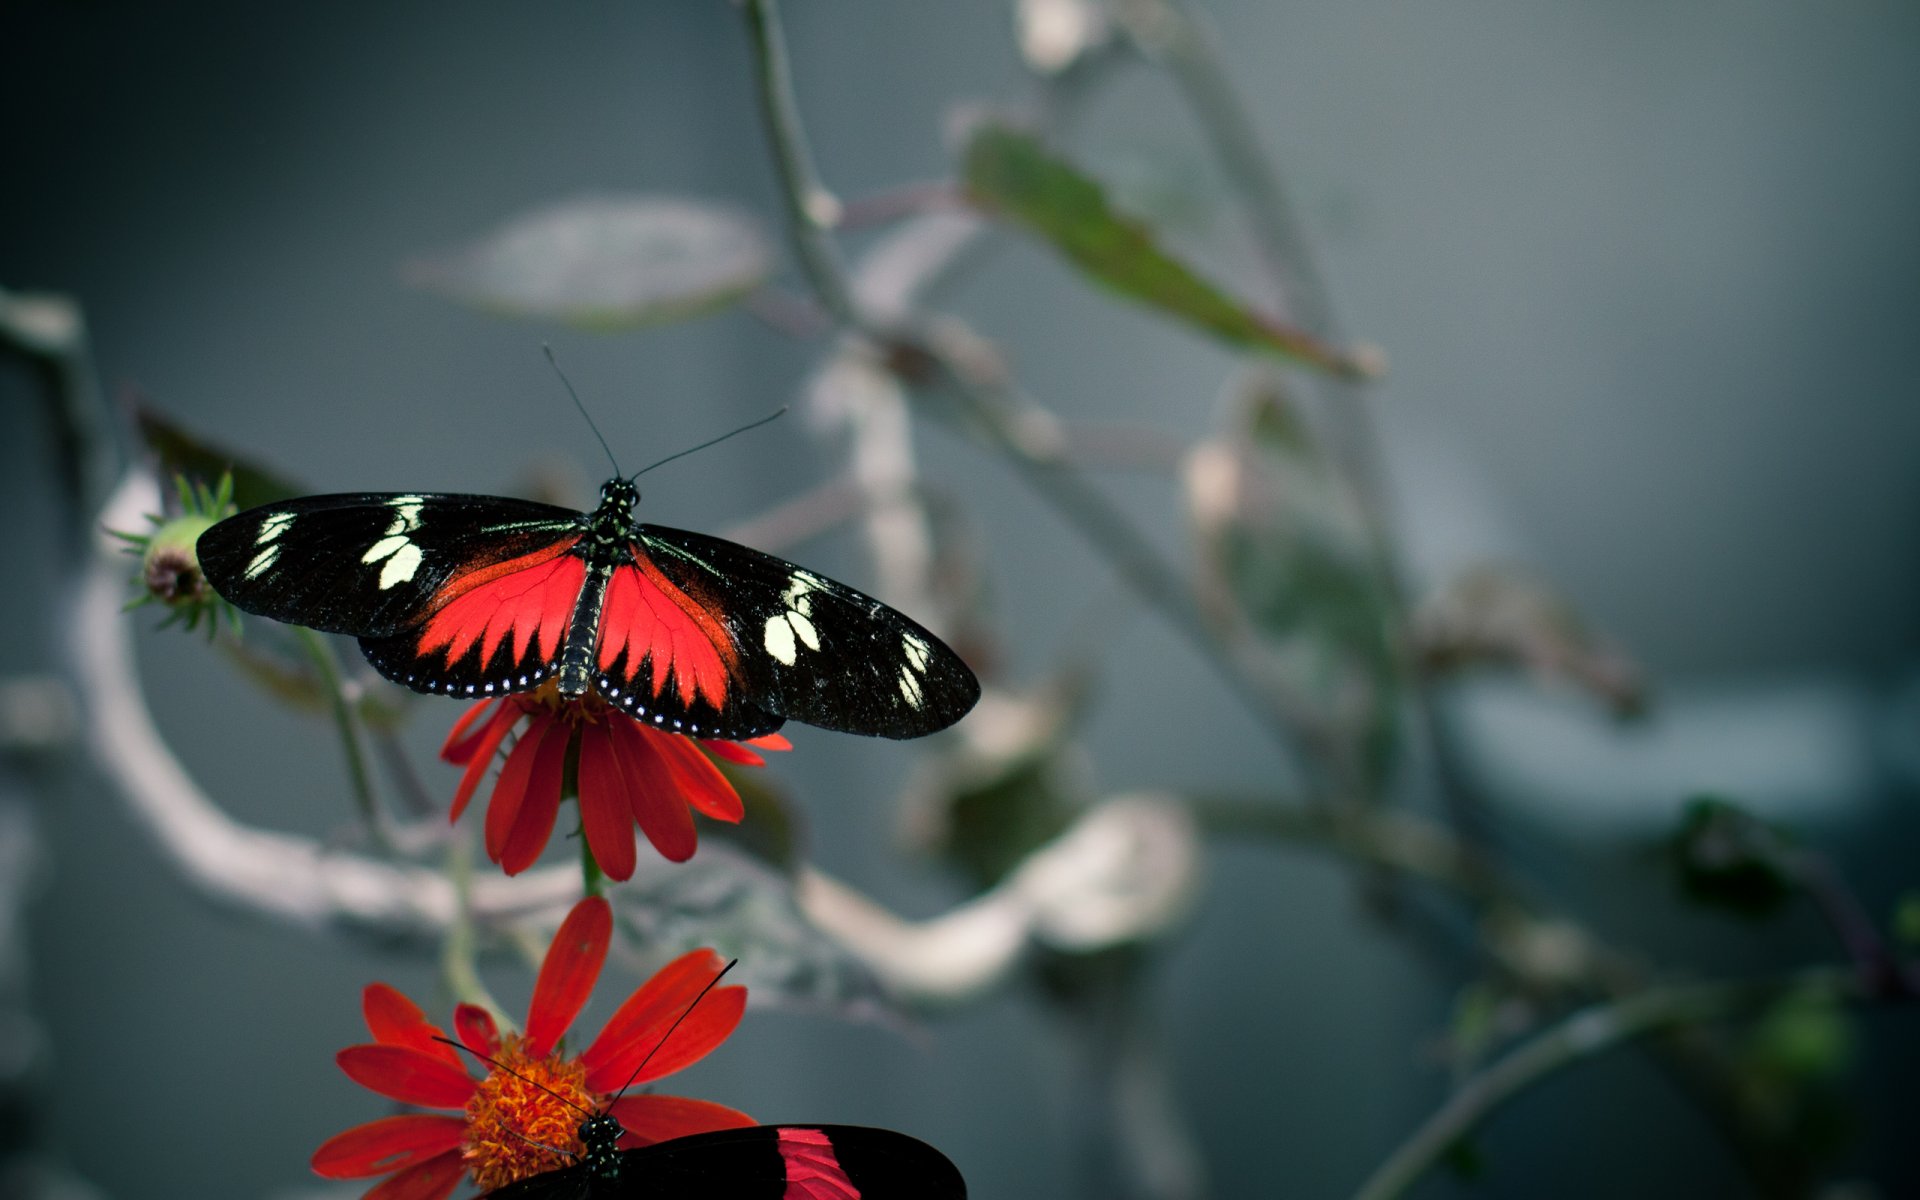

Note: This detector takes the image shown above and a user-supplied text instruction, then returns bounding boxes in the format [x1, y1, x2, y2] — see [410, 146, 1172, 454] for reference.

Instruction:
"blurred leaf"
[1441, 1136, 1487, 1181]
[134, 405, 304, 511]
[1414, 565, 1645, 717]
[1185, 379, 1400, 784]
[409, 195, 772, 329]
[1744, 986, 1853, 1083]
[608, 845, 896, 1023]
[1671, 796, 1798, 918]
[961, 123, 1375, 378]
[907, 680, 1092, 891]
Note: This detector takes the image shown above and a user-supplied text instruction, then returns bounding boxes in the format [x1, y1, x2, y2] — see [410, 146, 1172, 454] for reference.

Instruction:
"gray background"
[4, 1, 1917, 1197]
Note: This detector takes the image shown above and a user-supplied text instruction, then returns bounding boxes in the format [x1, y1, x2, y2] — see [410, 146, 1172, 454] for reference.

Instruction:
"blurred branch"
[1348, 969, 1861, 1200]
[0, 286, 114, 552]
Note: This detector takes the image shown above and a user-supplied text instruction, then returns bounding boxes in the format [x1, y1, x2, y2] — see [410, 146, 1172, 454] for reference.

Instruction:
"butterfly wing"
[198, 493, 590, 697]
[617, 527, 979, 739]
[481, 1125, 966, 1199]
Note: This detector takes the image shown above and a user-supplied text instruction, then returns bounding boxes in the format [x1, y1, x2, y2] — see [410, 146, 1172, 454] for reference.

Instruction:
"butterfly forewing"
[197, 493, 583, 640]
[632, 527, 979, 739]
[480, 1125, 966, 1199]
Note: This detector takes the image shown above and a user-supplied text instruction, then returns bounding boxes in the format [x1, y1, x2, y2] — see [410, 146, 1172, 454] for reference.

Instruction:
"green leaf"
[134, 406, 305, 511]
[409, 195, 772, 329]
[1670, 796, 1797, 918]
[961, 122, 1375, 378]
[607, 846, 896, 1022]
[1893, 891, 1920, 947]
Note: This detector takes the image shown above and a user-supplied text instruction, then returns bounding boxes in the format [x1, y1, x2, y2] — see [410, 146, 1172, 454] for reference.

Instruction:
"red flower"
[312, 897, 753, 1199]
[440, 685, 790, 878]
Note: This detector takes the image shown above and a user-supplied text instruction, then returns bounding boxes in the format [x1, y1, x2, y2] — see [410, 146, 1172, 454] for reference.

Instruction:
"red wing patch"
[597, 546, 739, 710]
[778, 1128, 860, 1200]
[416, 538, 584, 669]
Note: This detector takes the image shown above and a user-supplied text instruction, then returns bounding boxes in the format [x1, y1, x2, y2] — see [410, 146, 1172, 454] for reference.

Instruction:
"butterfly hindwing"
[629, 527, 979, 739]
[197, 492, 583, 639]
[480, 1125, 966, 1199]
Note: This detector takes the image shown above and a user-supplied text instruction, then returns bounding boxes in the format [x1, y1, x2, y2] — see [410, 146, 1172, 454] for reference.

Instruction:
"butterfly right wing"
[199, 492, 590, 698]
[537, 1125, 967, 1199]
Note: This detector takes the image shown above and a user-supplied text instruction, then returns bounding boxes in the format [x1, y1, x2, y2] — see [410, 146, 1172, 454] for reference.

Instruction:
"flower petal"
[497, 723, 572, 875]
[454, 1003, 499, 1058]
[701, 738, 764, 767]
[748, 732, 792, 752]
[448, 701, 522, 822]
[439, 698, 497, 763]
[577, 723, 638, 882]
[362, 984, 461, 1067]
[524, 896, 611, 1059]
[580, 947, 745, 1092]
[651, 731, 745, 822]
[483, 715, 556, 867]
[311, 1114, 467, 1178]
[362, 1148, 468, 1200]
[609, 1094, 755, 1148]
[608, 717, 696, 863]
[336, 1044, 476, 1109]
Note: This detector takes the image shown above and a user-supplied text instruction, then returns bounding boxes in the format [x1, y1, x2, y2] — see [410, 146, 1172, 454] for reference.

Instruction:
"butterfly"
[196, 475, 978, 741]
[482, 1114, 967, 1198]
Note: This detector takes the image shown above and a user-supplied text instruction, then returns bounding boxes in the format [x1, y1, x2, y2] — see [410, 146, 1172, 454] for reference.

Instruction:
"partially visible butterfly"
[483, 1115, 966, 1199]
[463, 958, 967, 1199]
[196, 427, 978, 741]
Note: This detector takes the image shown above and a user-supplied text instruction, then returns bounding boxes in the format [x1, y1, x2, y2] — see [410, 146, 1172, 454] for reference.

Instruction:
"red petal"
[447, 701, 522, 822]
[651, 732, 744, 822]
[701, 739, 764, 767]
[577, 724, 638, 882]
[747, 733, 792, 752]
[608, 718, 696, 863]
[337, 1044, 476, 1108]
[311, 1114, 467, 1178]
[497, 724, 571, 875]
[524, 896, 611, 1058]
[580, 948, 745, 1091]
[483, 716, 556, 866]
[608, 1094, 755, 1147]
[453, 1003, 499, 1058]
[439, 699, 497, 763]
[362, 984, 460, 1067]
[362, 1148, 467, 1200]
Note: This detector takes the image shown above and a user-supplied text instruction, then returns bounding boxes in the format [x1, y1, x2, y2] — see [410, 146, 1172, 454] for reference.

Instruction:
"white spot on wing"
[245, 544, 280, 579]
[763, 615, 798, 665]
[361, 534, 410, 565]
[256, 511, 295, 545]
[788, 611, 820, 651]
[378, 543, 423, 589]
[903, 633, 931, 673]
[898, 667, 924, 707]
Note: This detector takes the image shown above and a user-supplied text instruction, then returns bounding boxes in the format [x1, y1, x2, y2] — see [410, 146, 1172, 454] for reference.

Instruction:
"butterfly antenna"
[609, 959, 740, 1104]
[629, 409, 787, 481]
[544, 344, 624, 478]
[433, 1035, 595, 1120]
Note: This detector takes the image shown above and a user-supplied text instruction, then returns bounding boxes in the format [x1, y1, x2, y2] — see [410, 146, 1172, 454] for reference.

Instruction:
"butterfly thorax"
[555, 480, 640, 696]
[573, 1111, 627, 1182]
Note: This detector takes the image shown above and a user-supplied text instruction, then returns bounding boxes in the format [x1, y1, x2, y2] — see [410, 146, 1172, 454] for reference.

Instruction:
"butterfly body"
[483, 1116, 967, 1199]
[198, 478, 977, 740]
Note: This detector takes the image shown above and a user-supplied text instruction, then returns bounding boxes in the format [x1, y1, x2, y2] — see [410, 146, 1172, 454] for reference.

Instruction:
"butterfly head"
[599, 477, 639, 512]
[575, 1110, 626, 1172]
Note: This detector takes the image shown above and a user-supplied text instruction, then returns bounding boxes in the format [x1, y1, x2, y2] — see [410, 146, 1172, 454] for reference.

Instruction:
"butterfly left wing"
[614, 526, 979, 739]
[199, 492, 592, 699]
[480, 1125, 966, 1199]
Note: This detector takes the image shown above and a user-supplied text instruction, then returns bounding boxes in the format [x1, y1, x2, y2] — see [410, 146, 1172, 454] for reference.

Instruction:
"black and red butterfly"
[483, 1115, 966, 1199]
[196, 475, 978, 742]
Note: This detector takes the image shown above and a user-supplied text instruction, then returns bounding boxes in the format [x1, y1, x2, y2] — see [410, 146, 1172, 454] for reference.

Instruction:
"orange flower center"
[461, 1035, 604, 1192]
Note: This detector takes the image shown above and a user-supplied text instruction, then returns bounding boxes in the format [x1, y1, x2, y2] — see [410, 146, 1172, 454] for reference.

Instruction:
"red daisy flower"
[312, 897, 753, 1199]
[439, 684, 791, 879]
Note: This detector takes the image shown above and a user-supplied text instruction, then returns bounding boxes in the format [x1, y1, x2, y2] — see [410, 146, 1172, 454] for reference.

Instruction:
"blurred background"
[3, 1, 1917, 1197]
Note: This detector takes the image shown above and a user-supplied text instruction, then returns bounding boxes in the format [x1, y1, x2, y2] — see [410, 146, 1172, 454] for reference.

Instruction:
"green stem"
[1348, 971, 1854, 1200]
[441, 830, 509, 1023]
[295, 626, 383, 842]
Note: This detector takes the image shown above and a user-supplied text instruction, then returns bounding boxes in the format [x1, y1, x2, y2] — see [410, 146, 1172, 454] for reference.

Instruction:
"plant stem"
[742, 0, 859, 326]
[1348, 971, 1853, 1200]
[295, 625, 383, 844]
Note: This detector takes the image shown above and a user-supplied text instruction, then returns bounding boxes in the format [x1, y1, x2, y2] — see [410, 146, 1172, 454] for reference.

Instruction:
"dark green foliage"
[1671, 796, 1798, 918]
